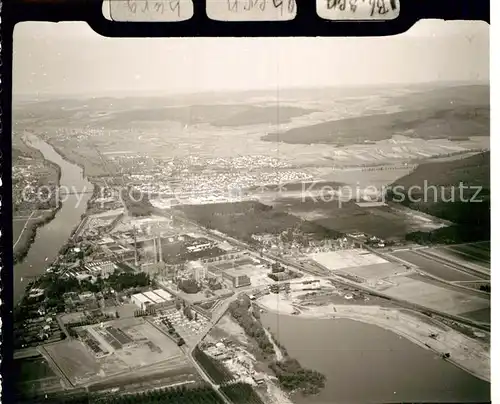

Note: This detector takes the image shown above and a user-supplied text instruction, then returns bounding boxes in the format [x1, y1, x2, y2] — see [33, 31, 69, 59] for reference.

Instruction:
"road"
[183, 291, 244, 404]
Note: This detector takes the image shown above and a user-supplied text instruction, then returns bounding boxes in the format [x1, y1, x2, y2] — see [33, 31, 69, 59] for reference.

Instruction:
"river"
[14, 135, 94, 304]
[261, 312, 490, 404]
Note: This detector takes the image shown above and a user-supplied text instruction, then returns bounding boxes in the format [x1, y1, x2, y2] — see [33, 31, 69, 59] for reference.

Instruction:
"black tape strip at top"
[4, 0, 490, 37]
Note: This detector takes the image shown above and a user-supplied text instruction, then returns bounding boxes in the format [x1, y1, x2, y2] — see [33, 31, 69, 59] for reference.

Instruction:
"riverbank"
[13, 148, 62, 265]
[50, 143, 88, 179]
[14, 205, 61, 265]
[256, 293, 490, 383]
[13, 135, 94, 304]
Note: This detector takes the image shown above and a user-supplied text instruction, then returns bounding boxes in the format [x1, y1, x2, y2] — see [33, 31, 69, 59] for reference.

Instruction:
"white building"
[85, 261, 116, 278]
[143, 291, 166, 305]
[153, 288, 174, 301]
[131, 293, 154, 310]
[186, 241, 216, 253]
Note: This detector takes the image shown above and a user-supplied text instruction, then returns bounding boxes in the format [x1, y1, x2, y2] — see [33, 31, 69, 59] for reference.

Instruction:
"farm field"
[421, 248, 490, 276]
[380, 274, 490, 318]
[430, 243, 490, 270]
[393, 250, 482, 282]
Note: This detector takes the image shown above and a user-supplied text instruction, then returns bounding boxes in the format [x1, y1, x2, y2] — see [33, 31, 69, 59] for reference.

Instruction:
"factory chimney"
[158, 236, 163, 263]
[153, 237, 158, 264]
[133, 226, 138, 267]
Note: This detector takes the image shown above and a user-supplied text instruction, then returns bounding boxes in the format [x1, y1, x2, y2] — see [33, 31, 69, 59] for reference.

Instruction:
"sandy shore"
[257, 294, 490, 382]
[264, 379, 295, 404]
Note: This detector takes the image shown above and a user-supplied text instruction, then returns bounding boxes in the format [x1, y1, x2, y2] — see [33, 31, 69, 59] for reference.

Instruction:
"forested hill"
[387, 152, 490, 244]
[392, 152, 490, 190]
[262, 85, 489, 145]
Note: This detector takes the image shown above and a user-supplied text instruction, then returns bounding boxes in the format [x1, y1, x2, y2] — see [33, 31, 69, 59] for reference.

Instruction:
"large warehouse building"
[222, 270, 251, 288]
[131, 289, 175, 310]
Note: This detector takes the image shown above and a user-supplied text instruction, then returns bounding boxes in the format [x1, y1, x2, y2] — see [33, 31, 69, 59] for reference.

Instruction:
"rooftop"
[143, 291, 166, 304]
[132, 293, 154, 304]
[153, 288, 174, 301]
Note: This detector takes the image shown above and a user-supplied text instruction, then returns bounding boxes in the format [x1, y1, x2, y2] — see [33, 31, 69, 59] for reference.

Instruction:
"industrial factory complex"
[14, 177, 491, 404]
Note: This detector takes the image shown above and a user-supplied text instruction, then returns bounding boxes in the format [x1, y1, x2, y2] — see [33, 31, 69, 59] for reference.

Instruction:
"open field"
[460, 308, 491, 323]
[427, 243, 490, 271]
[43, 317, 188, 386]
[86, 361, 200, 394]
[209, 314, 251, 347]
[13, 214, 34, 244]
[14, 357, 64, 396]
[311, 249, 387, 271]
[44, 340, 101, 385]
[381, 274, 490, 318]
[305, 249, 490, 321]
[393, 250, 482, 282]
[13, 210, 55, 253]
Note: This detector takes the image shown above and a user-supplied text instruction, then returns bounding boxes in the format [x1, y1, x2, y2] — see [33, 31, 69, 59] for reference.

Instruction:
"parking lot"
[153, 308, 210, 345]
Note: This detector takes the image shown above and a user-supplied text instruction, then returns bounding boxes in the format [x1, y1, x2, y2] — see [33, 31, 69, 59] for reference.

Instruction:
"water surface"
[14, 136, 93, 304]
[261, 312, 490, 404]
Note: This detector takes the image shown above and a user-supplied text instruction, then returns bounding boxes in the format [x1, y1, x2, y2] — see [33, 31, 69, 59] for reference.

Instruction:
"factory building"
[84, 261, 116, 278]
[186, 240, 217, 253]
[131, 289, 175, 310]
[143, 291, 166, 304]
[222, 270, 251, 288]
[207, 267, 223, 283]
[152, 288, 174, 301]
[186, 261, 207, 282]
[131, 293, 155, 311]
[100, 242, 136, 262]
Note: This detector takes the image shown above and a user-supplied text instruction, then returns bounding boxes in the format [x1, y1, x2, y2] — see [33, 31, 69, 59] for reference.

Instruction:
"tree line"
[192, 347, 234, 385]
[228, 297, 326, 396]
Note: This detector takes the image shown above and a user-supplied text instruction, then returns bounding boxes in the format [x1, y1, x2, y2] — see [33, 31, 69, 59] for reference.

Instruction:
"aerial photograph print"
[11, 18, 490, 404]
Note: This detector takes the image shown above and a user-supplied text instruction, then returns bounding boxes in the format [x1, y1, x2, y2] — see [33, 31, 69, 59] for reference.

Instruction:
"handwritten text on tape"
[317, 0, 400, 20]
[109, 0, 194, 21]
[207, 0, 297, 21]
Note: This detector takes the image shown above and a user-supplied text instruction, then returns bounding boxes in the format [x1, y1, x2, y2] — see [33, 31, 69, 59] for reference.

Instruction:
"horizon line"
[14, 79, 489, 101]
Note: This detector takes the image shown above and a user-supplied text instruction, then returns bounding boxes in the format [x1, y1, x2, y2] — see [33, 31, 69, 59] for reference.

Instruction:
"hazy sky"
[13, 19, 489, 96]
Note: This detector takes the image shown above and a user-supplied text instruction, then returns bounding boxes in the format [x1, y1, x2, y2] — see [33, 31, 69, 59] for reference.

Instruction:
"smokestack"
[158, 236, 163, 263]
[133, 226, 138, 267]
[153, 238, 158, 264]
